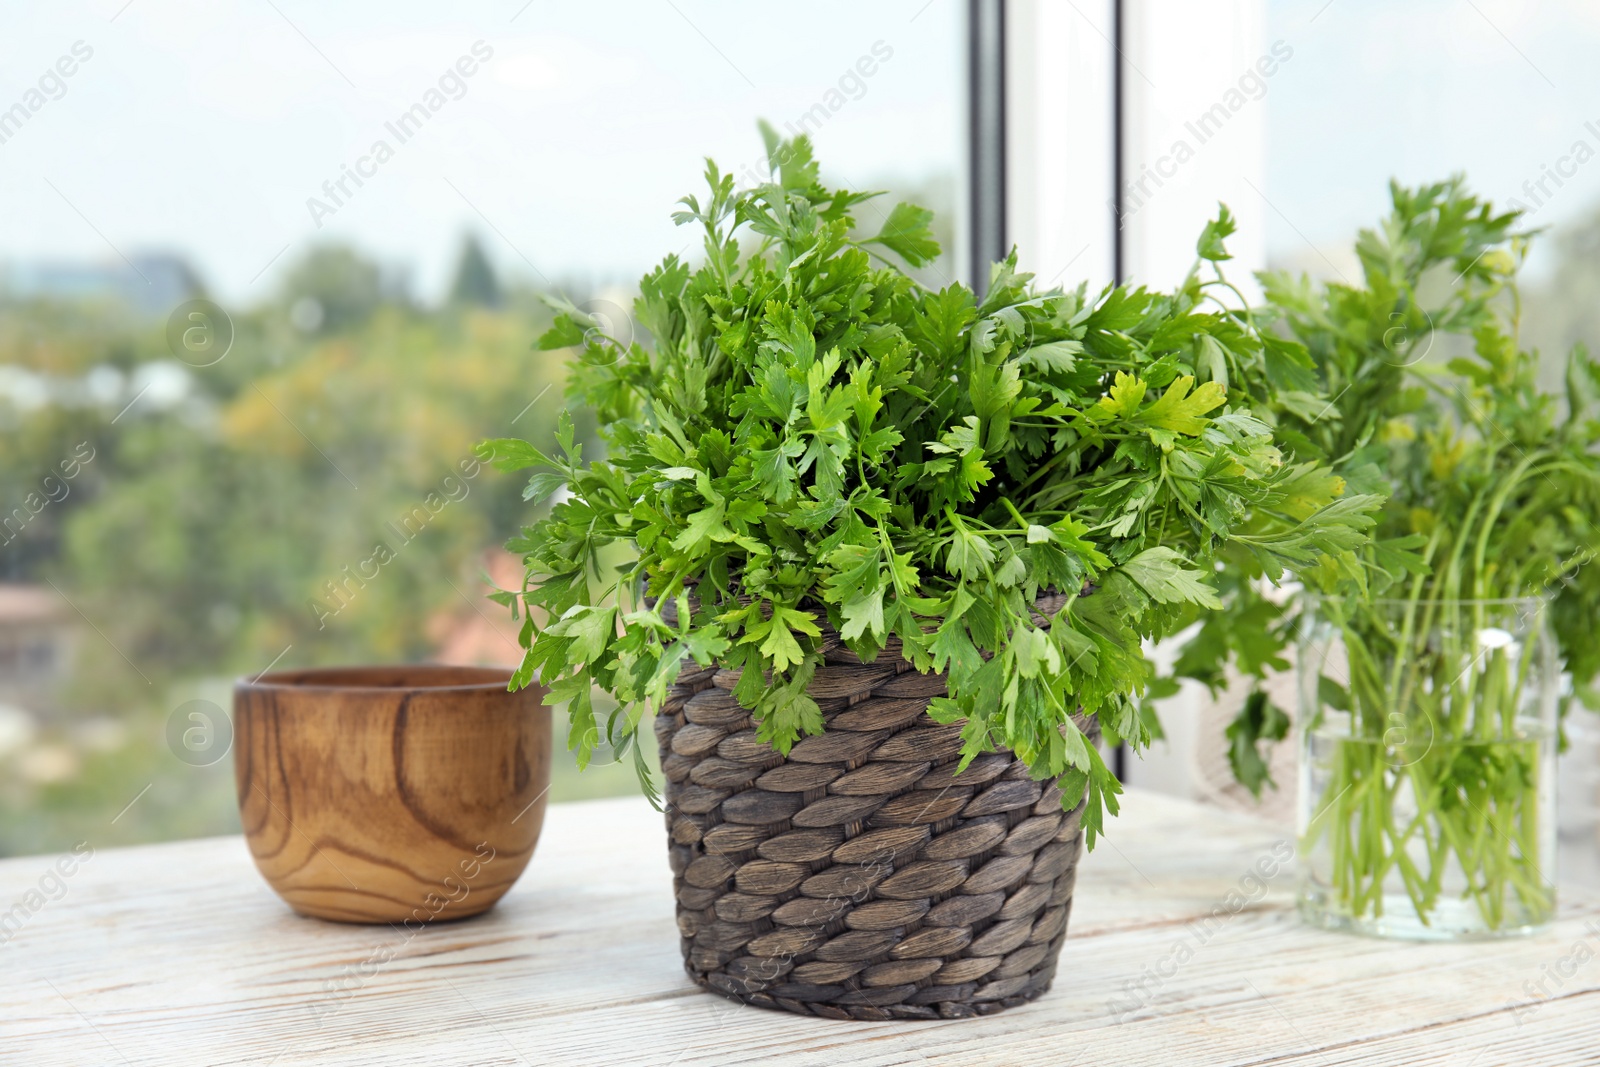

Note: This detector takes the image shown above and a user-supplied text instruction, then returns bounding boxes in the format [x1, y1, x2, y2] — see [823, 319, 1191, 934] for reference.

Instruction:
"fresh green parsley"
[480, 129, 1379, 844]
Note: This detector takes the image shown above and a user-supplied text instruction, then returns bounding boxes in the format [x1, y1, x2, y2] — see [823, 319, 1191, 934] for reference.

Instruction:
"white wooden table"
[2, 790, 1596, 1066]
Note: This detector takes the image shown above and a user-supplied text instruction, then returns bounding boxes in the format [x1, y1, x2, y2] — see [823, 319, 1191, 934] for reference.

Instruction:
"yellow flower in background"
[1380, 419, 1416, 444]
[1428, 430, 1466, 481]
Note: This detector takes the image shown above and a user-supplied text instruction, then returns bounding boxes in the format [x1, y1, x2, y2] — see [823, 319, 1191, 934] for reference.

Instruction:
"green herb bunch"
[1178, 177, 1600, 794]
[480, 131, 1380, 843]
[1179, 178, 1600, 931]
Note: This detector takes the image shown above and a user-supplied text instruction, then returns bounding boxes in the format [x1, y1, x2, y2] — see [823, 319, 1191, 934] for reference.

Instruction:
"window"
[0, 0, 965, 854]
[3, 1, 1594, 893]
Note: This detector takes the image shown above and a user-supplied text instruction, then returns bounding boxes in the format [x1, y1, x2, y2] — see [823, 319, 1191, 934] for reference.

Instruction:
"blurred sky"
[5, 0, 1600, 304]
[0, 0, 961, 303]
[1266, 0, 1600, 278]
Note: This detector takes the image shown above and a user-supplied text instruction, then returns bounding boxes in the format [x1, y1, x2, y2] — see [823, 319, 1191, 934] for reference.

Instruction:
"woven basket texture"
[654, 622, 1091, 1021]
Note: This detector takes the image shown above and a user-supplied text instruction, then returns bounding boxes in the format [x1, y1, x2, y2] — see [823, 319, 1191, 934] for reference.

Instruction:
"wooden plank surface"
[1, 789, 1596, 1066]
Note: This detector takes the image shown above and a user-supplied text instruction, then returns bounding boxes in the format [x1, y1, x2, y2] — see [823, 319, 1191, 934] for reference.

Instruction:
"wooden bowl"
[233, 665, 550, 924]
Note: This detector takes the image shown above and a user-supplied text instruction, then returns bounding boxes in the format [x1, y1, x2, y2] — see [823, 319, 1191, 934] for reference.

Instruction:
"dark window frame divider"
[966, 0, 1129, 779]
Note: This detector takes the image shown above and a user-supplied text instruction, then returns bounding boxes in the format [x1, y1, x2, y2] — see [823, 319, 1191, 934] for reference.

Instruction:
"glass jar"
[1297, 596, 1558, 939]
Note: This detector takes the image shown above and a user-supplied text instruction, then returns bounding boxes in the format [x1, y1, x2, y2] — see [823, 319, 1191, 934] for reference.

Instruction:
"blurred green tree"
[277, 245, 391, 335]
[449, 234, 503, 309]
[0, 245, 621, 854]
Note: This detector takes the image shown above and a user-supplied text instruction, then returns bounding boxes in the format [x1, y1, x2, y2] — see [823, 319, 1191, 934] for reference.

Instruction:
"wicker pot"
[653, 634, 1091, 1021]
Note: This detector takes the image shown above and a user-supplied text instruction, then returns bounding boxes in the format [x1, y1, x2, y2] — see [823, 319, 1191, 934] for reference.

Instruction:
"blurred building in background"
[0, 584, 76, 718]
[0, 254, 203, 318]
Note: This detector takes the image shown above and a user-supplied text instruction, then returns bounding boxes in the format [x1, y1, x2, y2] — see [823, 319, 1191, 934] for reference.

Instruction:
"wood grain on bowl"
[234, 665, 550, 924]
